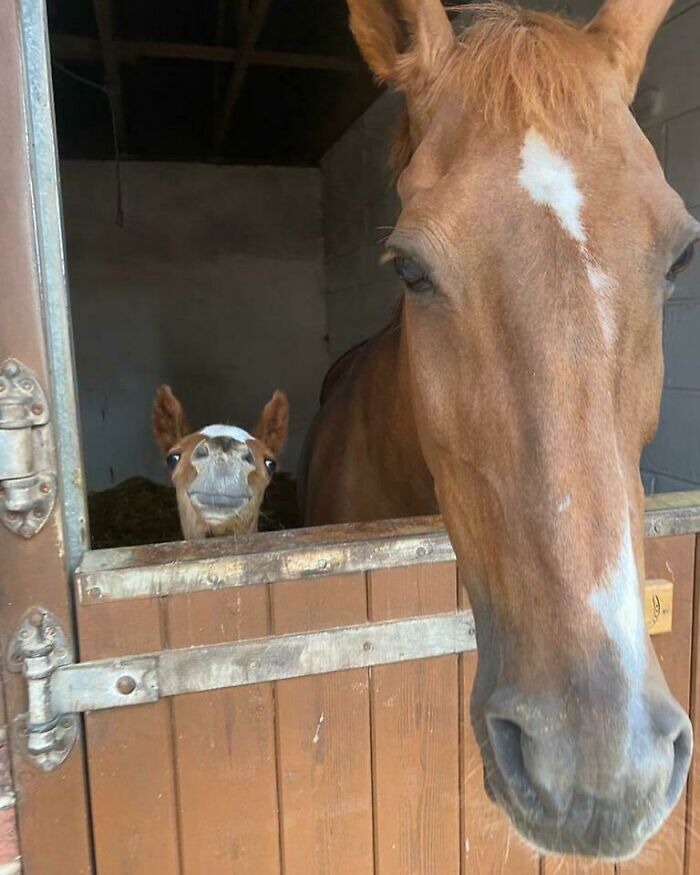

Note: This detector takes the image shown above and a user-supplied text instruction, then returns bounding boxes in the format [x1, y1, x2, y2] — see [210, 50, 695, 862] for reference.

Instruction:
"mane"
[391, 3, 606, 173]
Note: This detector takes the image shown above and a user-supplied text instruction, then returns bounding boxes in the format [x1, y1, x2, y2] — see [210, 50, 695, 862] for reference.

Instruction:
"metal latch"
[0, 358, 56, 538]
[8, 608, 77, 771]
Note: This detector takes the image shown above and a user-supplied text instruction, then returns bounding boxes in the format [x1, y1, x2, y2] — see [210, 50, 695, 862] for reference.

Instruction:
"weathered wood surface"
[77, 492, 700, 604]
[78, 599, 181, 875]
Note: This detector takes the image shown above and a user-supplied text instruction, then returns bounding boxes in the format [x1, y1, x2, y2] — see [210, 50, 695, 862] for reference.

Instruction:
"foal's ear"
[152, 385, 190, 455]
[347, 0, 454, 87]
[254, 390, 289, 457]
[586, 0, 672, 103]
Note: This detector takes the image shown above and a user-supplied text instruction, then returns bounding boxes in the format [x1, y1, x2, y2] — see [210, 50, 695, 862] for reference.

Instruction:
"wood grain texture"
[165, 586, 280, 875]
[271, 574, 374, 875]
[619, 535, 696, 875]
[368, 562, 460, 874]
[78, 598, 181, 875]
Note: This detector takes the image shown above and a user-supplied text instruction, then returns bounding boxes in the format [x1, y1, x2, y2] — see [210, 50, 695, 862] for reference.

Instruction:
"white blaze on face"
[517, 128, 616, 346]
[589, 514, 647, 737]
[200, 424, 254, 444]
[518, 128, 586, 244]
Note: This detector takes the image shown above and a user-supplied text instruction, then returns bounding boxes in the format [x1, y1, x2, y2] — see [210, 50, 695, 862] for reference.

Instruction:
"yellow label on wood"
[644, 579, 673, 636]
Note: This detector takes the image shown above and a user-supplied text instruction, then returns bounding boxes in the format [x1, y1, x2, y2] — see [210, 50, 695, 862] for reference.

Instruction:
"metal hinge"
[0, 359, 56, 538]
[7, 608, 77, 771]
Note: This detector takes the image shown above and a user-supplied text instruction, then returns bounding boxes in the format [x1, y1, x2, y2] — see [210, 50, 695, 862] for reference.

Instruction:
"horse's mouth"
[189, 491, 251, 516]
[480, 744, 651, 863]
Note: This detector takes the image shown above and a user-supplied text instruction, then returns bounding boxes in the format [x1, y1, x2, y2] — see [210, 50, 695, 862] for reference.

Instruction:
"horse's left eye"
[393, 256, 434, 294]
[166, 452, 181, 471]
[667, 242, 695, 281]
[265, 458, 277, 476]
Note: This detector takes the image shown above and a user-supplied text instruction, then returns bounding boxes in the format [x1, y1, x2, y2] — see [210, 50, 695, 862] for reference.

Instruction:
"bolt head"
[116, 675, 137, 695]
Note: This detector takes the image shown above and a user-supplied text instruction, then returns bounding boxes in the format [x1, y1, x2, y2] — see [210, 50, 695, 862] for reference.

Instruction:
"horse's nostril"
[194, 442, 209, 459]
[667, 717, 693, 806]
[487, 717, 540, 816]
[487, 714, 574, 822]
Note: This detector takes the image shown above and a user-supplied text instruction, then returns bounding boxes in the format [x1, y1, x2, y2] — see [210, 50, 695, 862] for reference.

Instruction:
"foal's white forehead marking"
[517, 128, 585, 244]
[518, 128, 617, 347]
[200, 424, 254, 443]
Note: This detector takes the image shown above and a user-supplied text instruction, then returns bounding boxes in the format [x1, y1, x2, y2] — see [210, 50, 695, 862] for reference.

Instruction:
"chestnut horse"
[153, 385, 288, 539]
[302, 0, 698, 860]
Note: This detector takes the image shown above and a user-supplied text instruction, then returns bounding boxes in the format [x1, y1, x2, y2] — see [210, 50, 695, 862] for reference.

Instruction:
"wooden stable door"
[62, 521, 696, 875]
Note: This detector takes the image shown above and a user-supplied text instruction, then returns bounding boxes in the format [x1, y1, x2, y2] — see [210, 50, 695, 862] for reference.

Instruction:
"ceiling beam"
[91, 0, 126, 153]
[213, 0, 273, 154]
[50, 34, 365, 74]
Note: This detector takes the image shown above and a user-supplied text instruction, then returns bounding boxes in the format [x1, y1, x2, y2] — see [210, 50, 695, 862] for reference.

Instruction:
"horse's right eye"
[393, 256, 434, 294]
[166, 452, 181, 471]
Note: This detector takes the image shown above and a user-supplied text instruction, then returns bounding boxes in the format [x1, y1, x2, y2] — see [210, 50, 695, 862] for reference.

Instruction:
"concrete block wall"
[62, 161, 326, 490]
[637, 1, 700, 492]
[320, 0, 700, 494]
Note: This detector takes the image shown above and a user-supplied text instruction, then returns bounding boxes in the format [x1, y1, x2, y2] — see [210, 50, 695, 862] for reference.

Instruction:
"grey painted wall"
[320, 0, 700, 493]
[63, 161, 326, 491]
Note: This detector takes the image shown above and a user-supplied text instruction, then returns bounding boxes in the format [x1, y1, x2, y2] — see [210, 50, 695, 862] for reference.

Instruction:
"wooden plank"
[50, 34, 366, 73]
[620, 535, 696, 875]
[213, 0, 274, 153]
[77, 493, 700, 605]
[685, 534, 700, 875]
[91, 0, 126, 152]
[367, 562, 460, 874]
[271, 574, 374, 874]
[165, 586, 280, 875]
[458, 576, 540, 875]
[78, 599, 180, 875]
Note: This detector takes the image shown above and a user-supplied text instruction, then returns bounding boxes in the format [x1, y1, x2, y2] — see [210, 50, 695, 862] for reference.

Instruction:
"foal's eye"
[393, 256, 434, 294]
[264, 458, 277, 476]
[667, 242, 695, 282]
[165, 452, 181, 471]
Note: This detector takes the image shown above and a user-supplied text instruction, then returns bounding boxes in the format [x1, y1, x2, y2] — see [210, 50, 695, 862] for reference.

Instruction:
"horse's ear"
[347, 0, 454, 88]
[254, 390, 289, 456]
[152, 385, 190, 455]
[586, 0, 672, 103]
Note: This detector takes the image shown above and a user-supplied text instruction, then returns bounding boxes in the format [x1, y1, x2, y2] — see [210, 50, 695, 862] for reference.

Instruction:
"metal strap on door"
[7, 606, 477, 772]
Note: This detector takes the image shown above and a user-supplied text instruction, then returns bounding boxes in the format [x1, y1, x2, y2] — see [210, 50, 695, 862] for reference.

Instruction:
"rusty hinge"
[0, 359, 56, 538]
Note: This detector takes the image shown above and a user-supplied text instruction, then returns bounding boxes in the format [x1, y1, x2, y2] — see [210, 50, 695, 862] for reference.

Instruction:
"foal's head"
[152, 385, 288, 539]
[350, 0, 697, 859]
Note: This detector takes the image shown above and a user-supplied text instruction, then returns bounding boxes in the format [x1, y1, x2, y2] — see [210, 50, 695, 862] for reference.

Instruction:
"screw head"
[39, 482, 51, 495]
[33, 507, 44, 519]
[3, 362, 19, 378]
[31, 403, 43, 416]
[87, 586, 102, 600]
[60, 717, 73, 730]
[363, 641, 372, 652]
[20, 380, 32, 391]
[116, 675, 137, 695]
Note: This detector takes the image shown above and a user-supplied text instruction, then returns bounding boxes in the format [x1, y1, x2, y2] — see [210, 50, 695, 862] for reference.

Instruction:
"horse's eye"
[166, 452, 181, 471]
[393, 256, 434, 294]
[667, 242, 695, 281]
[264, 457, 277, 476]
